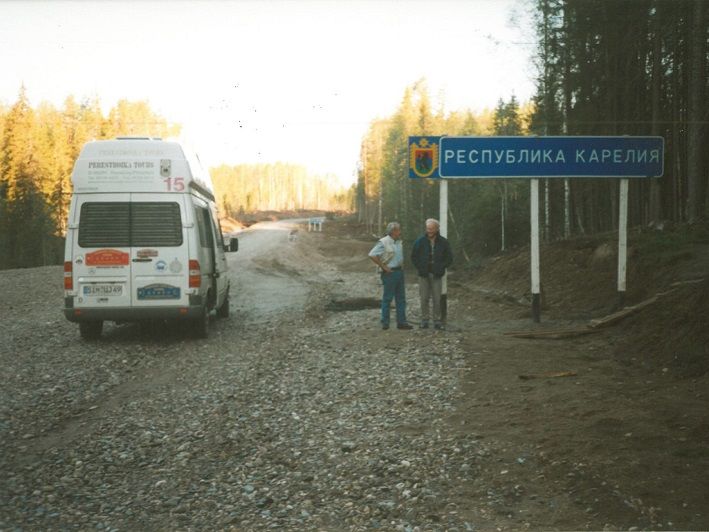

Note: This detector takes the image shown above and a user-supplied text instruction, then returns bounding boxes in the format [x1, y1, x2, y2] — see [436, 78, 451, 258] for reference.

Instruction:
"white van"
[63, 137, 238, 339]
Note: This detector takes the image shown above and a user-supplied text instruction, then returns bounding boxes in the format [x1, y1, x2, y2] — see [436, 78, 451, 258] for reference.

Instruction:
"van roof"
[78, 138, 188, 160]
[71, 138, 215, 199]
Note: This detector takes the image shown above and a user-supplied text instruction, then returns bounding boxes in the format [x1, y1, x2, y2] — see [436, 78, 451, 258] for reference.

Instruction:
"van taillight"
[64, 261, 73, 290]
[189, 260, 201, 288]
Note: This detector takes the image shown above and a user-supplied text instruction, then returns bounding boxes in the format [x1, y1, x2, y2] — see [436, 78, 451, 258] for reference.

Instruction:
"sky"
[0, 0, 537, 187]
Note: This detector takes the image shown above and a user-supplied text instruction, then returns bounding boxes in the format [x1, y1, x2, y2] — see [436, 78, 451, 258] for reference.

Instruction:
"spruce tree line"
[0, 87, 352, 270]
[530, 0, 708, 233]
[355, 0, 708, 263]
[212, 163, 353, 217]
[355, 80, 533, 263]
[0, 87, 179, 269]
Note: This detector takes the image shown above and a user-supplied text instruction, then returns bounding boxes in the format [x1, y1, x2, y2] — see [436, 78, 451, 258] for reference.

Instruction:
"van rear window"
[78, 202, 182, 247]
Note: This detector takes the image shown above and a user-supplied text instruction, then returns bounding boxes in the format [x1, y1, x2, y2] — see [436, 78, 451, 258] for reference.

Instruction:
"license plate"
[83, 284, 123, 296]
[137, 284, 181, 300]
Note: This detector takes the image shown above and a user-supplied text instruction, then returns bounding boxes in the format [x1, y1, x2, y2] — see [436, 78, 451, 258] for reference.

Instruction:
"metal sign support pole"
[530, 179, 541, 322]
[617, 178, 629, 307]
[439, 179, 448, 323]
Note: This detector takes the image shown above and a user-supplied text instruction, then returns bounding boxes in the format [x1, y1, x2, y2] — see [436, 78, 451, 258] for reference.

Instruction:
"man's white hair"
[425, 218, 440, 228]
[386, 221, 401, 235]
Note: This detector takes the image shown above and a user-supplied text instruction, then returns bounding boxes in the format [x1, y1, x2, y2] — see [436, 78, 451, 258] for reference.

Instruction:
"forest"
[212, 163, 352, 217]
[1, 0, 706, 270]
[0, 89, 181, 269]
[0, 89, 349, 270]
[355, 0, 708, 261]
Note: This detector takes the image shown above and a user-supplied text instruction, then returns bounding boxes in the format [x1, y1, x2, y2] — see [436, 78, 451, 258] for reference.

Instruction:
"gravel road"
[1, 221, 479, 531]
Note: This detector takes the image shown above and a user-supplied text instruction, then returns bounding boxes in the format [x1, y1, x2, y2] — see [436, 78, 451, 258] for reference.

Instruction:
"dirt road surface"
[1, 219, 707, 530]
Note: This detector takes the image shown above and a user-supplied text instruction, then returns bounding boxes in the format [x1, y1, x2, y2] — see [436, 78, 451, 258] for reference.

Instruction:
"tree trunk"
[562, 0, 572, 238]
[686, 0, 705, 221]
[671, 31, 683, 221]
[648, 0, 663, 224]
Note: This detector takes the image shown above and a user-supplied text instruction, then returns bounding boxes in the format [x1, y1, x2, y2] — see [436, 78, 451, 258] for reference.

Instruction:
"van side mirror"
[227, 237, 239, 252]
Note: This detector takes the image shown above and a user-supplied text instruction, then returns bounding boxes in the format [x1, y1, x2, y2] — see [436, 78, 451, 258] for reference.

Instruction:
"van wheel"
[79, 321, 103, 340]
[192, 306, 209, 339]
[217, 294, 230, 318]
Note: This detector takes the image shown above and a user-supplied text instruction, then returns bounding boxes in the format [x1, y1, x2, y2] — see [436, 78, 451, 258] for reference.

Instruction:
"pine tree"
[0, 88, 196, 269]
[0, 87, 57, 267]
[104, 99, 181, 139]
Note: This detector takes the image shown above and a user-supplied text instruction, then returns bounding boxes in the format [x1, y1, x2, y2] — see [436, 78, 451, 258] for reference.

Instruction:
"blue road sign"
[436, 136, 664, 178]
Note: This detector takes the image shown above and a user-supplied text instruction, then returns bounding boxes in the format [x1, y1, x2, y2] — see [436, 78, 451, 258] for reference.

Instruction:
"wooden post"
[531, 179, 541, 322]
[617, 178, 629, 307]
[440, 179, 448, 323]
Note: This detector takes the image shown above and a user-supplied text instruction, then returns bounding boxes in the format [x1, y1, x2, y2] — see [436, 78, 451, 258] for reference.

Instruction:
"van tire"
[79, 321, 103, 340]
[217, 294, 230, 318]
[192, 306, 209, 339]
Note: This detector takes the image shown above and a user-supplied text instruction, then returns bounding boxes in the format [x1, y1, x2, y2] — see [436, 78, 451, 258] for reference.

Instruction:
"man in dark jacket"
[411, 218, 453, 330]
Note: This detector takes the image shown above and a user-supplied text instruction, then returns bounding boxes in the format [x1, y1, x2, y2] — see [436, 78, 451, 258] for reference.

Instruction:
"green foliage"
[211, 162, 353, 216]
[3, 173, 60, 268]
[0, 86, 180, 269]
[356, 80, 528, 262]
[530, 0, 709, 228]
[360, 0, 706, 260]
[493, 96, 523, 136]
[104, 100, 181, 139]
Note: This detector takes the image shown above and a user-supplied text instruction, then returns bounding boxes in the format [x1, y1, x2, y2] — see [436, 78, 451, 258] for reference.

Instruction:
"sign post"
[530, 179, 541, 322]
[410, 135, 663, 322]
[439, 179, 448, 323]
[617, 178, 629, 307]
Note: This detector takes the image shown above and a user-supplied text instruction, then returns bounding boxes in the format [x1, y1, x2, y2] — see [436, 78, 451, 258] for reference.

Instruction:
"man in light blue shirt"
[368, 222, 413, 330]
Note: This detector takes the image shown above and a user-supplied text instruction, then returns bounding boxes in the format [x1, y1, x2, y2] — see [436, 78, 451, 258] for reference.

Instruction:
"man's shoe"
[420, 320, 430, 329]
[434, 322, 445, 330]
[382, 324, 390, 330]
[397, 323, 413, 330]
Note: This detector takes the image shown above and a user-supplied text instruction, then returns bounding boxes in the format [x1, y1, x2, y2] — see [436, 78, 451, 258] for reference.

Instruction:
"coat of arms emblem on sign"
[409, 138, 439, 178]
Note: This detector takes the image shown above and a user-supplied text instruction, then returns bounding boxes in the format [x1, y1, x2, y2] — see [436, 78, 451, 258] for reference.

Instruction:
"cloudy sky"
[1, 0, 537, 186]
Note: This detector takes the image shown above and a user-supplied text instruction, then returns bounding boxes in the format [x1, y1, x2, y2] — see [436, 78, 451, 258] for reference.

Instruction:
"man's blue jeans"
[380, 270, 407, 326]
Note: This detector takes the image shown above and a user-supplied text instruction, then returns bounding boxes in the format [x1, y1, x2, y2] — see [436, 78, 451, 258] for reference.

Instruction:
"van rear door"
[73, 194, 132, 310]
[129, 194, 190, 309]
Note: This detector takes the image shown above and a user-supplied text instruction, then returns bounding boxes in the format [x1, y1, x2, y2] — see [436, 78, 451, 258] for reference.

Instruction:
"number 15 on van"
[164, 177, 185, 191]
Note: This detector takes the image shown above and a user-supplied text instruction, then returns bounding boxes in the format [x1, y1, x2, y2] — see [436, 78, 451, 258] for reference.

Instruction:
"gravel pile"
[1, 245, 484, 530]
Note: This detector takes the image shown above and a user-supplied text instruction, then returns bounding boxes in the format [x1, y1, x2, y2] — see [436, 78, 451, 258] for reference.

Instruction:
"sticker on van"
[86, 249, 130, 266]
[160, 159, 171, 177]
[137, 248, 158, 258]
[169, 259, 183, 273]
[137, 284, 181, 300]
